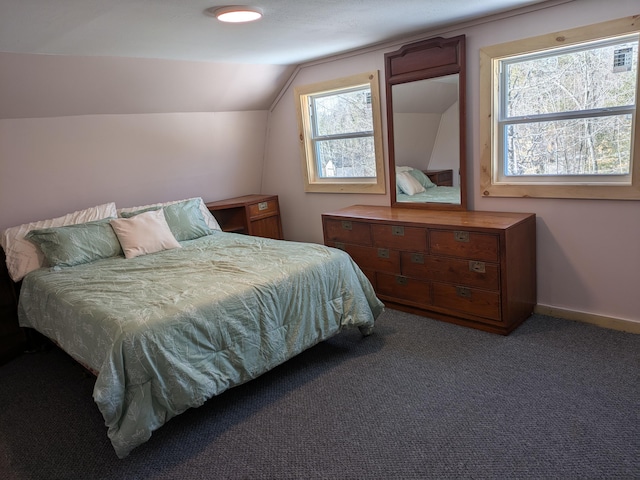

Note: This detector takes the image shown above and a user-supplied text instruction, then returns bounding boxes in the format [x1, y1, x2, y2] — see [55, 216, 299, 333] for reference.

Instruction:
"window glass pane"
[504, 115, 632, 176]
[314, 137, 376, 178]
[313, 88, 373, 136]
[505, 39, 638, 118]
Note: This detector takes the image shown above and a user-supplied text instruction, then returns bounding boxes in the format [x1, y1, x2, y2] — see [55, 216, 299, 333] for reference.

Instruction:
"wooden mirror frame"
[385, 35, 467, 210]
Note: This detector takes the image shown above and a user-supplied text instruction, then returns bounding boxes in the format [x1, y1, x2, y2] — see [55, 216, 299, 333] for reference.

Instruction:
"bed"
[3, 198, 384, 458]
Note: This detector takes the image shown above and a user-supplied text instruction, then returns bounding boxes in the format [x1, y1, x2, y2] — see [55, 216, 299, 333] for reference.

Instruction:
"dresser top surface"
[322, 205, 535, 229]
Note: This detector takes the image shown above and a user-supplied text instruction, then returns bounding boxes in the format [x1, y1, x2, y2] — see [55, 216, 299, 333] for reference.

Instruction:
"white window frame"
[480, 16, 640, 200]
[295, 71, 386, 194]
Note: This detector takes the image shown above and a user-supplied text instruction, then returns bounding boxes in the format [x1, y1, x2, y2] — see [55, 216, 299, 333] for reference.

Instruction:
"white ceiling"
[0, 0, 551, 65]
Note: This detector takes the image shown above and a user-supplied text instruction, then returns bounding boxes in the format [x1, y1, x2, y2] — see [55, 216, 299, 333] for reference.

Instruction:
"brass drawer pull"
[454, 231, 470, 242]
[469, 261, 486, 273]
[396, 275, 408, 285]
[258, 201, 269, 211]
[377, 248, 389, 259]
[456, 286, 472, 299]
[392, 226, 404, 236]
[341, 220, 352, 230]
[411, 253, 424, 264]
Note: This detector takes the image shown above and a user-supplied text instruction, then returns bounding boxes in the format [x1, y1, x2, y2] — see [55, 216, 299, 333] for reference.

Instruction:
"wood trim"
[479, 15, 640, 200]
[294, 71, 386, 194]
[534, 304, 640, 334]
[385, 34, 467, 211]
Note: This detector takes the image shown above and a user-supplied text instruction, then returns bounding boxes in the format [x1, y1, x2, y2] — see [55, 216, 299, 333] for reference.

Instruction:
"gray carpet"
[1, 309, 639, 480]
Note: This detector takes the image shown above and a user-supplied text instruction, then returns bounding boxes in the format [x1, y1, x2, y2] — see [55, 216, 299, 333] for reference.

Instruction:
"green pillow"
[121, 198, 212, 241]
[408, 169, 436, 189]
[26, 218, 123, 268]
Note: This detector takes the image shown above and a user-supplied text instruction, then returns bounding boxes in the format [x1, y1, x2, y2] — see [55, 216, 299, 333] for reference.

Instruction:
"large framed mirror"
[385, 35, 467, 210]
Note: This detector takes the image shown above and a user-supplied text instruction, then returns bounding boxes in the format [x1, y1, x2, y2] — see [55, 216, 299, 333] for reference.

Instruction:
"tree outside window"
[480, 17, 640, 200]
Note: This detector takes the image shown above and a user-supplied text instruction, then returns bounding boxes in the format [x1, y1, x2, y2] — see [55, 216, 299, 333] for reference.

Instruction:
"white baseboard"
[534, 305, 640, 334]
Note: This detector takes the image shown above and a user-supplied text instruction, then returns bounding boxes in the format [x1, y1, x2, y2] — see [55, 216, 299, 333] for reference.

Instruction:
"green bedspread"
[18, 232, 384, 458]
[397, 185, 460, 204]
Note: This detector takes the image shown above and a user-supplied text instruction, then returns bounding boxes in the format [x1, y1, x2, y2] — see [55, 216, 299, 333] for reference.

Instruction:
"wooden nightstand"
[206, 194, 283, 240]
[424, 169, 454, 186]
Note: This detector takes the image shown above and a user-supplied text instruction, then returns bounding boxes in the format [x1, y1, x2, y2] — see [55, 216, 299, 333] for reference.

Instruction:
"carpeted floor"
[1, 309, 639, 479]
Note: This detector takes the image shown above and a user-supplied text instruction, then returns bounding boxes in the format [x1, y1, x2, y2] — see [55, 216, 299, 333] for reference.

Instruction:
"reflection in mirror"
[393, 75, 460, 205]
[385, 35, 467, 210]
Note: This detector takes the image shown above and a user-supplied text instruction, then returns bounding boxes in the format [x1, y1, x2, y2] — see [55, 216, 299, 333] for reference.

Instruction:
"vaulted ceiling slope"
[0, 0, 551, 118]
[1, 0, 551, 64]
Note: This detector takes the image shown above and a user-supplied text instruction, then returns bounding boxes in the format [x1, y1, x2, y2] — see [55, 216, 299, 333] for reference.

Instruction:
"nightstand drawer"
[248, 199, 278, 219]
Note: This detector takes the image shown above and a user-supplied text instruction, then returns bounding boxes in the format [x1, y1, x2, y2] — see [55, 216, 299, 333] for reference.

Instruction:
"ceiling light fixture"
[206, 6, 263, 23]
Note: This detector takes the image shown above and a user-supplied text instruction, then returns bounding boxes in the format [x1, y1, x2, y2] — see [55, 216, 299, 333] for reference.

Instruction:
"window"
[295, 71, 385, 193]
[480, 17, 640, 200]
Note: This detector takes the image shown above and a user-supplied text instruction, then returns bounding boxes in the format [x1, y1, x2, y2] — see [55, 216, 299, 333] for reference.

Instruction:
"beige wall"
[0, 111, 268, 230]
[262, 0, 640, 325]
[393, 113, 441, 170]
[429, 102, 460, 186]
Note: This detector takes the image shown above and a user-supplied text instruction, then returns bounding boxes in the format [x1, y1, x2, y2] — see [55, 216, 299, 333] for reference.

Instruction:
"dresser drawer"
[324, 219, 372, 245]
[372, 224, 427, 251]
[429, 230, 499, 262]
[376, 272, 431, 308]
[248, 199, 278, 219]
[330, 243, 400, 274]
[401, 253, 500, 291]
[432, 282, 501, 321]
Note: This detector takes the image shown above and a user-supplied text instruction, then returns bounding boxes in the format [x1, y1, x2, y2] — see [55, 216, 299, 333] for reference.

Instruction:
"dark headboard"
[0, 247, 27, 363]
[0, 248, 21, 304]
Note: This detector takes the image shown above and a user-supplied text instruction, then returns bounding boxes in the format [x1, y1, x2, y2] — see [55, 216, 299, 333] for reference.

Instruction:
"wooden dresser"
[206, 194, 283, 240]
[322, 205, 536, 335]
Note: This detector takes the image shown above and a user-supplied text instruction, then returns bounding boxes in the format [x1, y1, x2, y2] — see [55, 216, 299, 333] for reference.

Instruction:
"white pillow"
[396, 165, 415, 173]
[117, 197, 221, 231]
[1, 202, 117, 282]
[110, 209, 181, 259]
[396, 171, 426, 196]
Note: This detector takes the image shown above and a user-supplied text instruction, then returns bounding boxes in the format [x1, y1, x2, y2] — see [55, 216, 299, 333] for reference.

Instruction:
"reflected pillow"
[110, 210, 181, 259]
[120, 198, 212, 241]
[26, 219, 123, 268]
[396, 171, 426, 196]
[408, 169, 436, 189]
